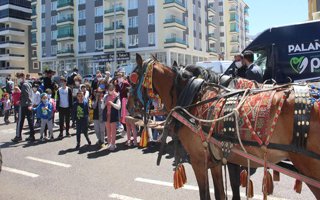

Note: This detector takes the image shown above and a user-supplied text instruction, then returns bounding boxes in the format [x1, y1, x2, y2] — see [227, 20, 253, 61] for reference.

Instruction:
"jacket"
[106, 96, 120, 123]
[72, 100, 89, 121]
[245, 63, 263, 83]
[56, 87, 73, 110]
[92, 98, 107, 121]
[12, 92, 21, 106]
[33, 101, 53, 120]
[20, 81, 32, 107]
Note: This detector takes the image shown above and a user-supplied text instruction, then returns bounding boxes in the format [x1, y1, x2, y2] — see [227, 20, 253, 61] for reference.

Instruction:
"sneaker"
[75, 143, 80, 149]
[11, 136, 22, 143]
[58, 134, 63, 139]
[109, 144, 116, 151]
[50, 136, 54, 141]
[88, 140, 91, 146]
[66, 132, 70, 137]
[125, 140, 131, 147]
[100, 143, 106, 149]
[40, 136, 43, 140]
[25, 136, 35, 142]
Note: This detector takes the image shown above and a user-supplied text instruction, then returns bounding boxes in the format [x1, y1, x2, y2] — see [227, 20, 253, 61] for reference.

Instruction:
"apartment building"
[218, 0, 249, 60]
[308, 0, 320, 20]
[0, 0, 33, 79]
[32, 0, 249, 75]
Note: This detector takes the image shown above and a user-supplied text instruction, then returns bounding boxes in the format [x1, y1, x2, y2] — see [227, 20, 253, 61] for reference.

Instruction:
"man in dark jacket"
[242, 50, 263, 83]
[12, 73, 35, 142]
[43, 69, 55, 96]
[56, 77, 73, 139]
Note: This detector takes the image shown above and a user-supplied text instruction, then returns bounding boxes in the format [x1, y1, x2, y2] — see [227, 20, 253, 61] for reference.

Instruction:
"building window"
[95, 39, 103, 50]
[51, 16, 57, 25]
[95, 6, 103, 17]
[33, 62, 39, 69]
[78, 0, 85, 5]
[42, 47, 46, 56]
[128, 16, 138, 28]
[148, 0, 155, 6]
[51, 1, 57, 10]
[51, 45, 57, 55]
[42, 33, 46, 41]
[148, 13, 155, 25]
[42, 19, 46, 27]
[148, 32, 155, 45]
[79, 25, 86, 36]
[51, 30, 57, 40]
[128, 0, 138, 9]
[42, 4, 45, 13]
[95, 23, 103, 33]
[79, 42, 86, 52]
[128, 34, 138, 46]
[79, 10, 85, 20]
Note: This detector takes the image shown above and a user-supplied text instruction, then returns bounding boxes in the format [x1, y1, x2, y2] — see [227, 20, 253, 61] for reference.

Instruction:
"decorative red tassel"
[294, 179, 303, 194]
[173, 164, 187, 189]
[266, 171, 274, 195]
[273, 170, 280, 182]
[240, 169, 248, 187]
[247, 179, 254, 198]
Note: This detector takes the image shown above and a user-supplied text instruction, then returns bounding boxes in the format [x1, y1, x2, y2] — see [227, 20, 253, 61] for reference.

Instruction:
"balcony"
[208, 3, 216, 16]
[57, 25, 74, 41]
[31, 0, 37, 5]
[57, 14, 74, 26]
[229, 0, 238, 4]
[0, 27, 25, 36]
[57, 48, 74, 57]
[229, 7, 236, 12]
[0, 0, 31, 8]
[244, 7, 249, 16]
[163, 0, 186, 12]
[0, 66, 25, 73]
[244, 19, 249, 25]
[164, 37, 187, 49]
[208, 19, 217, 28]
[230, 49, 240, 54]
[313, 11, 320, 20]
[208, 33, 217, 42]
[104, 25, 125, 34]
[0, 41, 25, 48]
[104, 43, 126, 52]
[230, 37, 239, 44]
[57, 0, 74, 11]
[164, 17, 186, 30]
[0, 54, 25, 61]
[104, 7, 125, 17]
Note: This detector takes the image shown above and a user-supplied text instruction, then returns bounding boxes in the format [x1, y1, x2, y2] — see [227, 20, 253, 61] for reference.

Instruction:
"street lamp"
[113, 3, 117, 76]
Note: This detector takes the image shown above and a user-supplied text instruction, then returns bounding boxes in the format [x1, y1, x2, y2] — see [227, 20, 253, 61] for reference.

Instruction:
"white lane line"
[2, 166, 39, 178]
[135, 177, 288, 200]
[26, 156, 71, 168]
[109, 193, 143, 200]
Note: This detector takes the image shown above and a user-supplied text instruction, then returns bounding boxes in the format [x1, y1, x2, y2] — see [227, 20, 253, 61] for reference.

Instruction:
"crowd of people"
[3, 68, 161, 151]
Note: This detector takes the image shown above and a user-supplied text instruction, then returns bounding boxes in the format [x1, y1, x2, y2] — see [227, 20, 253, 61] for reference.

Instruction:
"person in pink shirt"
[105, 84, 121, 151]
[12, 87, 21, 122]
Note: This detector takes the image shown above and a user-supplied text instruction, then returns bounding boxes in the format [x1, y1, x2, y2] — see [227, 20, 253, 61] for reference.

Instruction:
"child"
[80, 84, 89, 102]
[33, 93, 53, 141]
[44, 89, 56, 138]
[12, 87, 21, 122]
[105, 84, 121, 151]
[32, 84, 41, 127]
[92, 88, 106, 148]
[73, 91, 91, 149]
[2, 93, 11, 124]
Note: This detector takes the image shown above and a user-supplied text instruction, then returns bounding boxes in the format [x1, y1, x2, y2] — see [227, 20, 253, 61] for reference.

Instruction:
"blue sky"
[244, 0, 308, 36]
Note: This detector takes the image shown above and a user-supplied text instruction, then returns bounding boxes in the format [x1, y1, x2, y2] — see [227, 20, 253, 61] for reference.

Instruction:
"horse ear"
[151, 54, 158, 61]
[136, 53, 143, 67]
[173, 61, 178, 67]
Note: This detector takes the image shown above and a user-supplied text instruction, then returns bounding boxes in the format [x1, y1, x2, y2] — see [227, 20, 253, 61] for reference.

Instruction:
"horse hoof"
[222, 158, 227, 165]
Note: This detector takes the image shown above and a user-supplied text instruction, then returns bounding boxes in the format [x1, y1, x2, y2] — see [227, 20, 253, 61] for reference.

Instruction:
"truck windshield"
[253, 49, 267, 74]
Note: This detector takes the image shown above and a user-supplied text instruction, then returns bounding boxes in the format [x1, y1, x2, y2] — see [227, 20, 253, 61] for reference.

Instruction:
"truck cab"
[225, 20, 320, 83]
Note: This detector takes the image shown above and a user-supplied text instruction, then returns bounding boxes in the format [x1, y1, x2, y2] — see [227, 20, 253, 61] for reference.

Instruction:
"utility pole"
[113, 3, 117, 77]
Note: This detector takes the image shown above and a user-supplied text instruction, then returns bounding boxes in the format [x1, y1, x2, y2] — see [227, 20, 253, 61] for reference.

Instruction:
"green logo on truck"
[290, 56, 308, 74]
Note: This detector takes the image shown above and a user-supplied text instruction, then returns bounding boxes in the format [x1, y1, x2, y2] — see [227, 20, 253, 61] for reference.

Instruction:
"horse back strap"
[293, 85, 312, 150]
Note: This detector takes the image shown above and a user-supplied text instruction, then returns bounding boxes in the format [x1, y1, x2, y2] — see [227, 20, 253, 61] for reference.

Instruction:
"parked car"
[83, 74, 96, 82]
[196, 60, 233, 74]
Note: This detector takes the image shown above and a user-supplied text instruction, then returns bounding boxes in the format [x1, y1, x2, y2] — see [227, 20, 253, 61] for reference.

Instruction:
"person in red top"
[12, 86, 21, 122]
[115, 72, 130, 131]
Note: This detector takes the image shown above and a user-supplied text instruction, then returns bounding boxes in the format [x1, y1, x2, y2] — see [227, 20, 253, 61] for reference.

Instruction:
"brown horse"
[127, 54, 320, 200]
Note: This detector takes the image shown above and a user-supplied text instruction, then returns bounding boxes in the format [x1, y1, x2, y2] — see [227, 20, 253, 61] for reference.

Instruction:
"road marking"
[26, 156, 71, 168]
[109, 193, 142, 200]
[135, 177, 288, 200]
[2, 166, 39, 178]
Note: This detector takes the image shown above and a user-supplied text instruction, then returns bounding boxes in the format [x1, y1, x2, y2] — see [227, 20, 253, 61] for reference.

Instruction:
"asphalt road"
[0, 116, 316, 200]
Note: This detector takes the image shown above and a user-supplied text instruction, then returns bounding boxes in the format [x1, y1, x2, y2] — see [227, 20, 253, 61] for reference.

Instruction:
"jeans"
[59, 107, 70, 135]
[76, 118, 90, 144]
[16, 106, 35, 138]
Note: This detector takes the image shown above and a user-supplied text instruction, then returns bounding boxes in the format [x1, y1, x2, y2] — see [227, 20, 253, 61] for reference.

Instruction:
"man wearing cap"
[12, 73, 35, 142]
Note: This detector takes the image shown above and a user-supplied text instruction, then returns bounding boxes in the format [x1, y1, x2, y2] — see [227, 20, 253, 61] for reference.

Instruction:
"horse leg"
[227, 163, 241, 200]
[191, 160, 211, 200]
[210, 163, 226, 200]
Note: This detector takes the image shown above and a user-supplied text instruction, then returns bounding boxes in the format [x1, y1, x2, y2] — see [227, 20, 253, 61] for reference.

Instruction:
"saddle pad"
[238, 90, 276, 143]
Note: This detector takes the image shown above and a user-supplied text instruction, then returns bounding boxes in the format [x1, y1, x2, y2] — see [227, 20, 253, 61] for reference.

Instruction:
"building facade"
[218, 0, 249, 60]
[0, 0, 33, 80]
[308, 0, 320, 20]
[31, 0, 249, 75]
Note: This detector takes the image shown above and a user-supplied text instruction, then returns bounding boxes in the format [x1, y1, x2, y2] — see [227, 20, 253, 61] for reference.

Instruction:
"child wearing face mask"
[32, 84, 41, 127]
[33, 93, 53, 141]
[44, 89, 57, 138]
[71, 75, 82, 128]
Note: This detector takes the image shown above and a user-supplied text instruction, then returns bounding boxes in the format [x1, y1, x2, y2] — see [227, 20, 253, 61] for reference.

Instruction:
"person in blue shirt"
[72, 91, 91, 149]
[33, 93, 53, 141]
